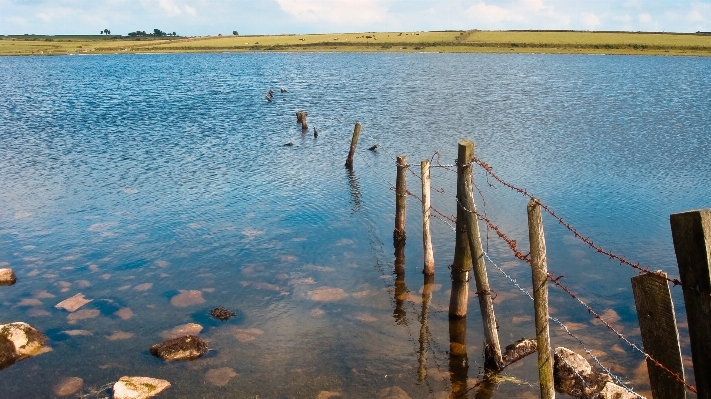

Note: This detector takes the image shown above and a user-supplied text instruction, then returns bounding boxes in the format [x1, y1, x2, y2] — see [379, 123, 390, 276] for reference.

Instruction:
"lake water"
[0, 53, 709, 398]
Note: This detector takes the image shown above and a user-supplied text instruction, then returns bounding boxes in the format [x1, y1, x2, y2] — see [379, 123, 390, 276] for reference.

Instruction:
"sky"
[1, 0, 710, 36]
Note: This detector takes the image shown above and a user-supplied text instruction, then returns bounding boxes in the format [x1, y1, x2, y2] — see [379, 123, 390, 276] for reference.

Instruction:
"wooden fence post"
[449, 141, 473, 320]
[301, 113, 308, 130]
[631, 271, 686, 399]
[458, 140, 503, 371]
[394, 155, 407, 244]
[344, 122, 361, 168]
[670, 209, 711, 399]
[421, 160, 435, 275]
[527, 199, 555, 399]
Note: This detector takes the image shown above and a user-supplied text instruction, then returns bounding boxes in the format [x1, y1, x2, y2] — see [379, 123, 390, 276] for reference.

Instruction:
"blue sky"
[1, 0, 710, 36]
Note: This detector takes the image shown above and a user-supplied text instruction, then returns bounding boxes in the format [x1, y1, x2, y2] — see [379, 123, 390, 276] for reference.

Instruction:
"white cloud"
[276, 0, 386, 24]
[159, 0, 183, 16]
[639, 13, 653, 23]
[581, 12, 600, 29]
[184, 5, 196, 16]
[465, 2, 523, 23]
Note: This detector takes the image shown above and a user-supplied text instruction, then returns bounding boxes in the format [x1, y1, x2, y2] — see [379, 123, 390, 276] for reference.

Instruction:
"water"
[0, 53, 709, 398]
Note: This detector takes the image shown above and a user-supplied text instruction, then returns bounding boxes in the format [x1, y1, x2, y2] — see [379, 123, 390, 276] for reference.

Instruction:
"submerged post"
[344, 122, 361, 168]
[458, 140, 503, 371]
[301, 113, 308, 130]
[394, 155, 407, 245]
[631, 271, 686, 399]
[670, 209, 711, 399]
[421, 160, 435, 275]
[527, 199, 555, 399]
[449, 142, 473, 320]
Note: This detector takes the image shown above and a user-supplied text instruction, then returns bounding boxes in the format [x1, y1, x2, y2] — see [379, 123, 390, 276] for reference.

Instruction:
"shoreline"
[2, 30, 711, 57]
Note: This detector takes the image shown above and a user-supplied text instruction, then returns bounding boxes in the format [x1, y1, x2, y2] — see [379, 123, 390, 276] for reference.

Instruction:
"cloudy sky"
[1, 0, 710, 36]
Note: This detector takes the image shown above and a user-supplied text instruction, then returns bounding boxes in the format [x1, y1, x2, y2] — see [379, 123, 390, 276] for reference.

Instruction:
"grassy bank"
[2, 30, 711, 56]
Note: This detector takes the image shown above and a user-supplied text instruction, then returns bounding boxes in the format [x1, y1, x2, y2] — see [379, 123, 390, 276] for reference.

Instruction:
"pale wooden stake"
[344, 122, 361, 168]
[421, 160, 435, 275]
[631, 271, 686, 399]
[527, 199, 555, 399]
[458, 140, 503, 371]
[670, 209, 711, 399]
[394, 155, 407, 244]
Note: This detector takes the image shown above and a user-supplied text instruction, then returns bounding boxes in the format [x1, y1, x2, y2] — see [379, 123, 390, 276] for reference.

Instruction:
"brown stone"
[0, 322, 47, 370]
[53, 377, 83, 396]
[149, 335, 208, 361]
[113, 376, 170, 399]
[0, 268, 17, 286]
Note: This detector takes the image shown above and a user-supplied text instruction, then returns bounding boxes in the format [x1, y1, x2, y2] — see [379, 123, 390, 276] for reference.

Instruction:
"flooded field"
[0, 53, 709, 398]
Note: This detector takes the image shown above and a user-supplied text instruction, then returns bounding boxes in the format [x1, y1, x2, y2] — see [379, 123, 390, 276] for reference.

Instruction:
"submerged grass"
[1, 30, 711, 56]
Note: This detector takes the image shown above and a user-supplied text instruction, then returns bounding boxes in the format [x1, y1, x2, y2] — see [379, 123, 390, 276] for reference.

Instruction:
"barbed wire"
[470, 156, 684, 288]
[463, 200, 696, 394]
[482, 252, 640, 398]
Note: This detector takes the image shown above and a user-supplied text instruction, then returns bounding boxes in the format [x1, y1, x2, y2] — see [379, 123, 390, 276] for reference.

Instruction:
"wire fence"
[350, 129, 697, 396]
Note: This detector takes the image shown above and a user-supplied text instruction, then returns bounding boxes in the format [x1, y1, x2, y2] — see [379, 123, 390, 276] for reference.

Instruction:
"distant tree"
[233, 31, 238, 36]
[172, 32, 177, 36]
[153, 29, 166, 37]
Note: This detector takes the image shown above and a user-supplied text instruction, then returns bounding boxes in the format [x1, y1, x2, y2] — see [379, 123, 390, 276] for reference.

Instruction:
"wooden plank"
[421, 160, 435, 275]
[527, 199, 555, 399]
[670, 209, 711, 399]
[631, 271, 686, 399]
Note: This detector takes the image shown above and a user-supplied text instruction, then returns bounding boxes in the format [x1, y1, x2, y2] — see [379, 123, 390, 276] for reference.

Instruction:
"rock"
[597, 382, 639, 399]
[204, 367, 238, 386]
[210, 307, 235, 321]
[0, 322, 47, 370]
[377, 386, 412, 399]
[55, 293, 92, 312]
[0, 268, 16, 286]
[554, 347, 632, 399]
[169, 290, 205, 307]
[113, 376, 171, 399]
[149, 335, 208, 361]
[53, 377, 84, 396]
[160, 323, 203, 340]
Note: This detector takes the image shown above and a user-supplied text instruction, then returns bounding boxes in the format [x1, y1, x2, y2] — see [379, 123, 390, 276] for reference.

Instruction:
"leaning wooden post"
[421, 160, 435, 275]
[344, 122, 361, 168]
[670, 209, 711, 399]
[458, 140, 503, 371]
[631, 271, 686, 399]
[527, 198, 555, 399]
[394, 155, 407, 244]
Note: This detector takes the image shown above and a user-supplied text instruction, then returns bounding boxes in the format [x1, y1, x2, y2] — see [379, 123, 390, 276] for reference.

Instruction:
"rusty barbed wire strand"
[470, 156, 684, 288]
[546, 272, 698, 394]
[455, 196, 697, 394]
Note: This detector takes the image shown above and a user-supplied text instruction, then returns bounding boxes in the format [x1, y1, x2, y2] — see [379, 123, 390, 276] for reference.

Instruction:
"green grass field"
[2, 30, 710, 56]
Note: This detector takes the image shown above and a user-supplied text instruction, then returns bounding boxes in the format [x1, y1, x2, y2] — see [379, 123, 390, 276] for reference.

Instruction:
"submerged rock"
[113, 376, 171, 399]
[53, 376, 84, 396]
[210, 307, 236, 321]
[0, 322, 47, 370]
[553, 347, 639, 399]
[149, 335, 208, 361]
[0, 268, 16, 286]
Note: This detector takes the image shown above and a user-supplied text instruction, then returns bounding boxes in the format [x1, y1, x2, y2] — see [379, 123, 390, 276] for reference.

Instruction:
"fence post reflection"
[417, 274, 435, 382]
[448, 317, 469, 398]
[393, 240, 407, 325]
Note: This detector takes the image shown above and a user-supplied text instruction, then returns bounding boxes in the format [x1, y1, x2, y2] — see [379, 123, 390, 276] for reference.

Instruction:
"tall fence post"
[344, 122, 361, 168]
[421, 160, 435, 275]
[670, 209, 711, 399]
[458, 140, 503, 371]
[449, 141, 473, 319]
[631, 271, 686, 399]
[527, 199, 555, 399]
[394, 155, 407, 244]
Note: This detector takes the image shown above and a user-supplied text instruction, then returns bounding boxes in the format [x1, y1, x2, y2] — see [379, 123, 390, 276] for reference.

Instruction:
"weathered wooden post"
[457, 140, 504, 371]
[421, 160, 435, 275]
[670, 209, 711, 399]
[344, 122, 361, 168]
[301, 113, 308, 130]
[449, 142, 472, 320]
[631, 271, 686, 399]
[296, 111, 304, 124]
[394, 155, 407, 244]
[527, 198, 555, 399]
